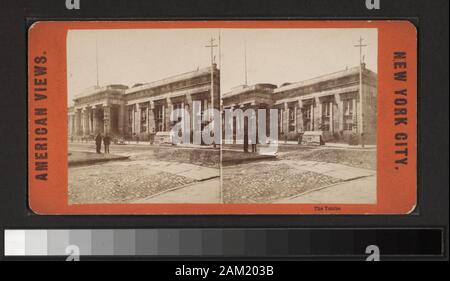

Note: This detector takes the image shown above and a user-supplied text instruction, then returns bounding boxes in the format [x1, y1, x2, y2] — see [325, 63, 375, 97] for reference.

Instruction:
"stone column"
[148, 108, 155, 133]
[329, 101, 334, 133]
[251, 104, 257, 145]
[148, 101, 155, 133]
[73, 115, 76, 136]
[180, 101, 186, 133]
[88, 108, 93, 134]
[86, 109, 90, 134]
[80, 110, 84, 136]
[130, 105, 135, 135]
[294, 106, 297, 132]
[313, 97, 320, 131]
[74, 110, 81, 136]
[136, 105, 141, 134]
[185, 96, 193, 142]
[243, 105, 249, 152]
[92, 108, 98, 134]
[283, 102, 289, 135]
[88, 109, 93, 135]
[103, 105, 111, 134]
[317, 100, 322, 131]
[71, 114, 75, 136]
[110, 106, 116, 134]
[82, 109, 89, 136]
[133, 104, 138, 135]
[353, 98, 358, 132]
[165, 99, 172, 131]
[185, 94, 193, 114]
[224, 105, 233, 144]
[74, 115, 77, 136]
[297, 100, 303, 132]
[118, 105, 125, 135]
[160, 104, 164, 131]
[335, 94, 343, 132]
[278, 107, 283, 134]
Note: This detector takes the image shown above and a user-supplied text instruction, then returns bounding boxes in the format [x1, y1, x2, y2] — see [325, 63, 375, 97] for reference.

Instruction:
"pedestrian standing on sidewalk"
[103, 134, 111, 154]
[251, 134, 259, 153]
[95, 133, 102, 154]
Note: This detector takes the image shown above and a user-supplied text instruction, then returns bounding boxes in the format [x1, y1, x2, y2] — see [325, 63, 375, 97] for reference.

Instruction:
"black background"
[0, 0, 448, 261]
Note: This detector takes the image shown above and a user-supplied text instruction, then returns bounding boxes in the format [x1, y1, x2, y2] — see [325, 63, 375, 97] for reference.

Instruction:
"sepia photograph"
[66, 27, 377, 205]
[67, 29, 222, 204]
[220, 28, 378, 204]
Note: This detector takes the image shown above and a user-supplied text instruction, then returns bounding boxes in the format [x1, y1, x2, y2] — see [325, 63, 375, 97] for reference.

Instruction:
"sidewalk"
[277, 141, 376, 150]
[137, 160, 219, 181]
[68, 151, 129, 167]
[276, 175, 376, 204]
[69, 140, 219, 150]
[270, 159, 376, 204]
[134, 178, 221, 203]
[281, 159, 375, 181]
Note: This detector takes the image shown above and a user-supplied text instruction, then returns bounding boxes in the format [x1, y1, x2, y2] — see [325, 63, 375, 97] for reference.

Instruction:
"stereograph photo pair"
[28, 20, 417, 215]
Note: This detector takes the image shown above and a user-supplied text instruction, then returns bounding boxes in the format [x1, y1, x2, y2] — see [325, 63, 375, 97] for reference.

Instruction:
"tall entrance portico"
[70, 85, 128, 140]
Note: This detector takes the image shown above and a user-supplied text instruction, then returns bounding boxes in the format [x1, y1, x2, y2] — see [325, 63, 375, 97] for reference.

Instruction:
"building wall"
[123, 69, 220, 142]
[361, 83, 377, 144]
[69, 65, 376, 145]
[222, 65, 378, 145]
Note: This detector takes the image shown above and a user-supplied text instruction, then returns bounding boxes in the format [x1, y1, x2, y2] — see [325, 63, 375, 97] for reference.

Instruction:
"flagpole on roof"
[95, 38, 99, 87]
[244, 40, 248, 86]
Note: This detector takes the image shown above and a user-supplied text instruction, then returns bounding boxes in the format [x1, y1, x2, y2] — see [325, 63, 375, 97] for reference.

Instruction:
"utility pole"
[244, 41, 248, 85]
[205, 37, 218, 111]
[218, 30, 222, 71]
[205, 37, 218, 147]
[354, 36, 367, 147]
[95, 38, 99, 87]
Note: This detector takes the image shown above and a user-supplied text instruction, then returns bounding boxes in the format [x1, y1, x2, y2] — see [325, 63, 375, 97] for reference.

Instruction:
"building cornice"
[125, 65, 218, 95]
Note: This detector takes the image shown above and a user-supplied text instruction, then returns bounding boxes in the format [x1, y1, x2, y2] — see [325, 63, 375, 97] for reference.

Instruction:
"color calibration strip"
[4, 228, 443, 257]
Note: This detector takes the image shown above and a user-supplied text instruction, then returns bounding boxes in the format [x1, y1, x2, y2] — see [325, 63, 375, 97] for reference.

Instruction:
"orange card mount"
[28, 20, 417, 215]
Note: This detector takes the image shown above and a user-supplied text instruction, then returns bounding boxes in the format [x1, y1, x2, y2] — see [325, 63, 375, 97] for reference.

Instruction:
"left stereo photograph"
[28, 21, 417, 215]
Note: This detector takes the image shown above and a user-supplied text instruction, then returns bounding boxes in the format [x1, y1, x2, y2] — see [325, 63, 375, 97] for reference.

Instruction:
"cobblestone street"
[68, 143, 220, 204]
[279, 147, 376, 170]
[222, 162, 341, 203]
[222, 146, 376, 204]
[68, 143, 376, 204]
[69, 162, 196, 204]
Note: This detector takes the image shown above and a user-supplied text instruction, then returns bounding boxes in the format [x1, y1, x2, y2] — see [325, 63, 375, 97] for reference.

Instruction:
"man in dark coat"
[103, 134, 111, 154]
[95, 133, 102, 154]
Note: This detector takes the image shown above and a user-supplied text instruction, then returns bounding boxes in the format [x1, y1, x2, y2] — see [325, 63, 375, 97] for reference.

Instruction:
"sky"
[220, 28, 377, 92]
[67, 28, 377, 105]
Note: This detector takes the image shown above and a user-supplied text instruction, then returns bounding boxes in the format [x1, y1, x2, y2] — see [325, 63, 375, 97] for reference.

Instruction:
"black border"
[0, 0, 448, 261]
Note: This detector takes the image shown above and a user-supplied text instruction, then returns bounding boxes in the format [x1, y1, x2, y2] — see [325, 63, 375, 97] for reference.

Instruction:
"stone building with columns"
[222, 64, 377, 144]
[68, 65, 220, 142]
[68, 84, 128, 140]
